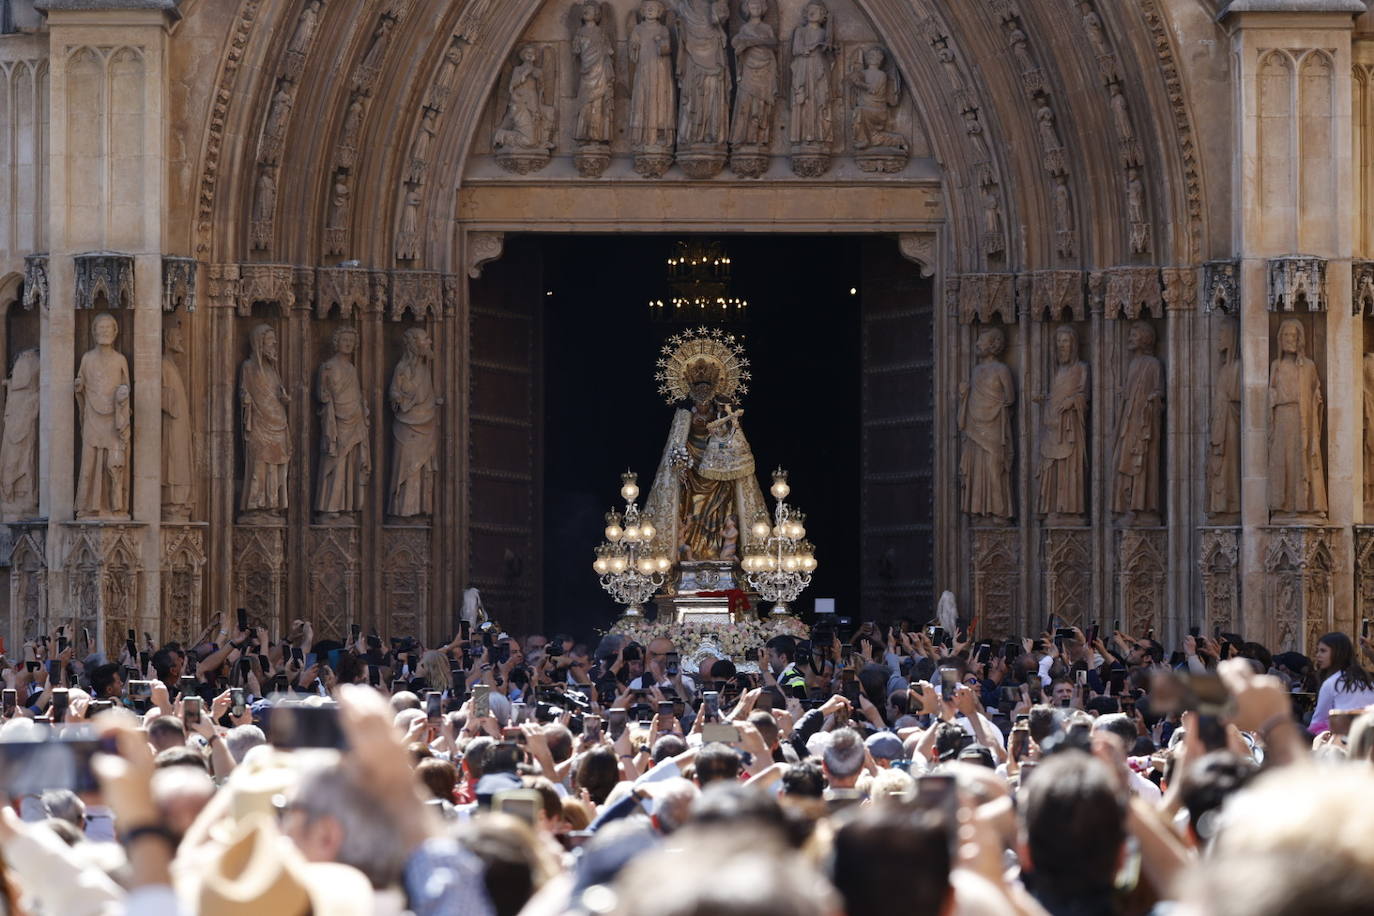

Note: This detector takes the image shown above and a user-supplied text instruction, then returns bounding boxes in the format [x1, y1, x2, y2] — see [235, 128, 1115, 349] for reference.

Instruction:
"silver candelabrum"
[592, 471, 671, 618]
[742, 468, 818, 617]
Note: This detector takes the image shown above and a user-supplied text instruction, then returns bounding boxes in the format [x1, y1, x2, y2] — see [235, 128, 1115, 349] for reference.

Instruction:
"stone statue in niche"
[251, 168, 276, 250]
[1036, 324, 1089, 522]
[494, 45, 557, 173]
[571, 1, 615, 177]
[288, 0, 322, 56]
[959, 327, 1015, 522]
[161, 325, 194, 521]
[728, 0, 778, 179]
[672, 0, 731, 178]
[1053, 174, 1075, 257]
[1268, 318, 1327, 519]
[396, 188, 422, 260]
[1365, 350, 1374, 507]
[982, 186, 1005, 256]
[240, 323, 290, 518]
[407, 108, 437, 184]
[328, 175, 350, 229]
[849, 46, 909, 173]
[789, 1, 835, 177]
[0, 348, 40, 520]
[1208, 321, 1242, 517]
[359, 16, 394, 80]
[1127, 167, 1149, 254]
[628, 0, 676, 178]
[340, 95, 365, 149]
[1112, 321, 1164, 525]
[75, 313, 132, 519]
[264, 82, 294, 145]
[389, 328, 438, 518]
[316, 326, 371, 519]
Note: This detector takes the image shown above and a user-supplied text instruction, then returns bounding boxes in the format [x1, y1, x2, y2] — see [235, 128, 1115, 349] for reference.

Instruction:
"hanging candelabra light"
[592, 471, 672, 618]
[741, 469, 817, 617]
[648, 240, 749, 322]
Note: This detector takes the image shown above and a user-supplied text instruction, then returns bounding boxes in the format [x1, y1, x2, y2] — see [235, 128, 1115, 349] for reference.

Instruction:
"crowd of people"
[2, 610, 1374, 916]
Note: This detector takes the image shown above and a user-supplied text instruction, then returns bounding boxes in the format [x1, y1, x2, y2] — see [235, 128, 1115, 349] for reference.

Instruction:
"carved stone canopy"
[21, 254, 48, 311]
[1100, 267, 1163, 320]
[955, 273, 1016, 325]
[1204, 259, 1240, 314]
[1267, 256, 1327, 312]
[162, 257, 197, 312]
[1353, 259, 1374, 316]
[389, 271, 443, 321]
[75, 252, 135, 310]
[1028, 270, 1086, 322]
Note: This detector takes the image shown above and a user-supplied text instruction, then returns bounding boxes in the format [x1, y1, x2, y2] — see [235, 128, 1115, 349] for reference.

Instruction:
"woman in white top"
[1309, 632, 1374, 735]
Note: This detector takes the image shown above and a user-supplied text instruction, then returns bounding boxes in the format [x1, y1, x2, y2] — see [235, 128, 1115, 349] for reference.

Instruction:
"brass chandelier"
[648, 240, 748, 322]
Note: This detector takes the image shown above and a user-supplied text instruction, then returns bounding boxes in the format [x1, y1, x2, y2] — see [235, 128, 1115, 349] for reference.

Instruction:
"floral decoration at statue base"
[609, 614, 807, 672]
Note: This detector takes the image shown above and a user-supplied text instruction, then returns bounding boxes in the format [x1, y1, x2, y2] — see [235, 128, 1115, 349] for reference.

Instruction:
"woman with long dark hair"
[1309, 632, 1374, 735]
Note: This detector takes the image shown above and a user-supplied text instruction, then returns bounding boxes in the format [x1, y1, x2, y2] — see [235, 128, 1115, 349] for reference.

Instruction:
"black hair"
[831, 807, 951, 916]
[1021, 750, 1127, 901]
[1180, 751, 1257, 844]
[1317, 632, 1374, 692]
[764, 635, 797, 663]
[780, 760, 825, 799]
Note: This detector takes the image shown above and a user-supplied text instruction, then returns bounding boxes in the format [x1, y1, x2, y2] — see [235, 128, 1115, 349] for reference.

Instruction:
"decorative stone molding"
[390, 271, 443, 322]
[21, 254, 47, 311]
[1204, 259, 1240, 313]
[1161, 267, 1198, 312]
[1138, 0, 1204, 263]
[897, 234, 937, 278]
[1044, 527, 1092, 629]
[316, 266, 372, 319]
[1118, 528, 1167, 639]
[1200, 527, 1240, 637]
[207, 263, 240, 309]
[236, 265, 295, 316]
[971, 528, 1018, 639]
[467, 232, 505, 280]
[74, 253, 135, 310]
[195, 0, 262, 254]
[233, 526, 285, 633]
[1263, 526, 1334, 654]
[1099, 267, 1162, 320]
[956, 274, 1016, 325]
[1356, 527, 1374, 636]
[1267, 256, 1327, 312]
[1353, 259, 1374, 315]
[1028, 270, 1086, 322]
[162, 257, 197, 312]
[308, 526, 359, 641]
[919, 16, 1001, 193]
[61, 523, 144, 656]
[383, 527, 430, 639]
[160, 525, 206, 647]
[9, 525, 47, 642]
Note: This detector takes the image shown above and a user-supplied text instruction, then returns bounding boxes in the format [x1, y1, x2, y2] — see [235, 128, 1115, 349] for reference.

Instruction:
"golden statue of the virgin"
[644, 330, 768, 609]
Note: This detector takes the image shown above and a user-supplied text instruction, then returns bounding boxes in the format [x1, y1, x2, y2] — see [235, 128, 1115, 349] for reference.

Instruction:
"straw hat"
[198, 814, 374, 916]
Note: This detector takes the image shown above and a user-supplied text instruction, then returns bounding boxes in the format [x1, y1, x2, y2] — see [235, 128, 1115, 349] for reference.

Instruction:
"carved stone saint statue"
[288, 0, 322, 56]
[1365, 350, 1374, 507]
[0, 348, 39, 520]
[1208, 322, 1242, 516]
[571, 1, 615, 145]
[494, 46, 556, 154]
[958, 327, 1014, 522]
[628, 0, 675, 174]
[1037, 324, 1089, 521]
[729, 0, 778, 151]
[1267, 318, 1327, 518]
[789, 1, 835, 172]
[316, 326, 371, 517]
[1112, 322, 1164, 524]
[161, 326, 194, 521]
[75, 313, 132, 519]
[240, 324, 290, 516]
[673, 0, 730, 148]
[389, 328, 438, 518]
[848, 46, 906, 150]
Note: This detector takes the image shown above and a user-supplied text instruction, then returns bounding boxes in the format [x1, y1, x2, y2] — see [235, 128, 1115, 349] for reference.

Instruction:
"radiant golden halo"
[655, 327, 751, 405]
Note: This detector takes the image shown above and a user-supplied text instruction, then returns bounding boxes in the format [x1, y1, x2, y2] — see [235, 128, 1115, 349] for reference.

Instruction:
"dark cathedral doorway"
[467, 234, 934, 639]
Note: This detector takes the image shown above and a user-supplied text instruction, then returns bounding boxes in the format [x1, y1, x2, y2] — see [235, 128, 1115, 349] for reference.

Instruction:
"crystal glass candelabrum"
[741, 469, 818, 617]
[592, 471, 672, 618]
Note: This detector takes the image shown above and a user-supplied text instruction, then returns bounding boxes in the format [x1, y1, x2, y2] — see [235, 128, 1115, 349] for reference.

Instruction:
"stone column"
[1223, 1, 1361, 651]
[42, 1, 178, 651]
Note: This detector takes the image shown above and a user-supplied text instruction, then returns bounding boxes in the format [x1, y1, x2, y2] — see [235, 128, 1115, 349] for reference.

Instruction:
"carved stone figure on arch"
[316, 326, 371, 519]
[240, 323, 291, 519]
[627, 0, 676, 177]
[494, 45, 557, 173]
[959, 327, 1015, 523]
[1036, 324, 1089, 522]
[1268, 317, 1327, 520]
[75, 313, 132, 519]
[389, 328, 439, 518]
[570, 1, 616, 177]
[789, 1, 835, 176]
[728, 0, 778, 179]
[672, 0, 730, 177]
[848, 45, 908, 173]
[1112, 321, 1163, 526]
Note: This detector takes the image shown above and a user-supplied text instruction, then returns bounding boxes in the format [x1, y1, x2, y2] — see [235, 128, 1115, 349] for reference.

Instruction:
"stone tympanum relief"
[959, 327, 1015, 523]
[1268, 318, 1327, 520]
[1112, 322, 1163, 525]
[848, 45, 908, 173]
[1037, 324, 1089, 523]
[789, 1, 836, 176]
[1365, 349, 1374, 509]
[629, 0, 677, 177]
[494, 45, 557, 173]
[75, 314, 132, 519]
[316, 327, 372, 519]
[729, 0, 779, 178]
[571, 1, 616, 177]
[390, 328, 439, 518]
[0, 349, 40, 521]
[674, 0, 732, 178]
[240, 324, 291, 519]
[161, 326, 194, 522]
[1209, 321, 1242, 518]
